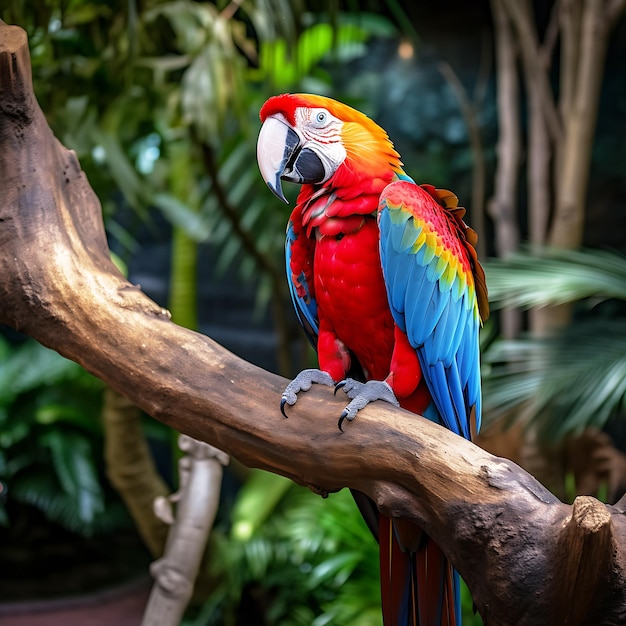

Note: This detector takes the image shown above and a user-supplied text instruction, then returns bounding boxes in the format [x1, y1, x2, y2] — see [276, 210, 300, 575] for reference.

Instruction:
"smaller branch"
[500, 0, 563, 144]
[488, 0, 522, 338]
[550, 0, 618, 249]
[539, 0, 562, 67]
[438, 61, 487, 259]
[558, 0, 582, 134]
[220, 0, 244, 21]
[519, 0, 554, 247]
[607, 0, 626, 28]
[487, 0, 521, 257]
[142, 436, 229, 626]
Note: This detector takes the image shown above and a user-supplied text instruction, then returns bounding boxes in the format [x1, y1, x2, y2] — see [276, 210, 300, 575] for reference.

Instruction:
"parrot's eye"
[311, 109, 330, 128]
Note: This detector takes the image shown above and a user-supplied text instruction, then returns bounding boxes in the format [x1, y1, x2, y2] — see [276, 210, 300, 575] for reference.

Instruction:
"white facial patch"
[294, 107, 347, 181]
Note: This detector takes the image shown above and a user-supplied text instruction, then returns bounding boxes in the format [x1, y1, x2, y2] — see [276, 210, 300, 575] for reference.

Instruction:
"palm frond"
[484, 247, 626, 310]
[0, 338, 83, 405]
[484, 319, 626, 440]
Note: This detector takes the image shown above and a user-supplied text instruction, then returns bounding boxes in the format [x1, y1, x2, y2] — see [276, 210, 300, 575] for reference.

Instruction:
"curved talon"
[336, 380, 400, 431]
[338, 405, 358, 431]
[334, 380, 346, 395]
[280, 369, 335, 418]
[336, 378, 365, 399]
[338, 407, 358, 432]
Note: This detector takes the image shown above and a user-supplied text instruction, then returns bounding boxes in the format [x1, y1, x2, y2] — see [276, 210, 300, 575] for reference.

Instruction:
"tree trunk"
[103, 387, 170, 556]
[498, 0, 626, 333]
[488, 0, 522, 339]
[2, 19, 626, 626]
[550, 0, 612, 249]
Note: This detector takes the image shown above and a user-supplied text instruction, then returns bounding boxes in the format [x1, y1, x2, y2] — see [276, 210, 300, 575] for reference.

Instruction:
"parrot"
[256, 93, 489, 626]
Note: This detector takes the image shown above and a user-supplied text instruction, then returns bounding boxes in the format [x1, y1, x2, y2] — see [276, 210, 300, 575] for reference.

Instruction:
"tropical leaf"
[193, 485, 381, 626]
[230, 470, 292, 540]
[9, 471, 130, 536]
[0, 336, 122, 537]
[260, 19, 389, 89]
[484, 247, 626, 309]
[92, 128, 149, 214]
[484, 320, 626, 440]
[39, 430, 104, 524]
[0, 338, 82, 405]
[152, 192, 211, 241]
[483, 247, 626, 441]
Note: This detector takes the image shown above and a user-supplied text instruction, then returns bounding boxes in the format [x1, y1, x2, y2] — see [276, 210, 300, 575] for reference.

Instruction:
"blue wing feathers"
[431, 302, 455, 362]
[448, 359, 471, 438]
[389, 210, 411, 252]
[424, 287, 450, 341]
[404, 266, 438, 343]
[379, 180, 482, 439]
[386, 247, 410, 323]
[425, 360, 464, 436]
[286, 219, 319, 346]
[426, 254, 448, 284]
[448, 308, 469, 365]
[421, 241, 436, 265]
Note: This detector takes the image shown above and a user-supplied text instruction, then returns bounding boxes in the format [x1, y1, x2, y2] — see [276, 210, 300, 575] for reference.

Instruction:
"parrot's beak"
[257, 115, 326, 204]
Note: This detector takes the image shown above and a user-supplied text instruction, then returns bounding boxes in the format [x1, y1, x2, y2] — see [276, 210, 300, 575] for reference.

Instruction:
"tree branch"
[499, 0, 563, 144]
[2, 20, 626, 625]
[438, 61, 487, 260]
[550, 0, 624, 249]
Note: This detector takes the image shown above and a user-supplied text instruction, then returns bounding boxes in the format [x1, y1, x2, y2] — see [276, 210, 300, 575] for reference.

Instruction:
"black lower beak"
[283, 147, 325, 186]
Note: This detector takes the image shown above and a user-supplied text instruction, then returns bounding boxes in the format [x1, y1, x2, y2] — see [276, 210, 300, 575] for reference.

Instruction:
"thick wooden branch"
[2, 20, 626, 625]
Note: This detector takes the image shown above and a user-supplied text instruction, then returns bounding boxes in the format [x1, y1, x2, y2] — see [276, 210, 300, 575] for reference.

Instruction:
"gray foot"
[335, 379, 399, 431]
[281, 368, 335, 416]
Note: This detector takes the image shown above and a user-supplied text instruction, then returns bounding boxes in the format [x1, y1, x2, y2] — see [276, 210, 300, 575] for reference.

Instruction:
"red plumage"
[258, 93, 487, 626]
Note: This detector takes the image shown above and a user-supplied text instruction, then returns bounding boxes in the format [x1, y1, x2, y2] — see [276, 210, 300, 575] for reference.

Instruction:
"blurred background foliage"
[1, 0, 626, 624]
[484, 247, 626, 442]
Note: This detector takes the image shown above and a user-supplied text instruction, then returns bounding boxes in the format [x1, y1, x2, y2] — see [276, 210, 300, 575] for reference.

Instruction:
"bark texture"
[2, 20, 626, 626]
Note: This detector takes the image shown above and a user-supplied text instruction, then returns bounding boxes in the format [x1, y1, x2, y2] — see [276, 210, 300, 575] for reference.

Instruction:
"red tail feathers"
[379, 515, 459, 626]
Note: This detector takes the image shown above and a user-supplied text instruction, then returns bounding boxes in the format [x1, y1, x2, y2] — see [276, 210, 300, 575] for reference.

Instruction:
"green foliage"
[3, 0, 398, 299]
[485, 247, 626, 310]
[188, 470, 483, 626]
[461, 580, 483, 625]
[259, 18, 388, 90]
[483, 247, 626, 440]
[0, 337, 129, 535]
[188, 473, 382, 626]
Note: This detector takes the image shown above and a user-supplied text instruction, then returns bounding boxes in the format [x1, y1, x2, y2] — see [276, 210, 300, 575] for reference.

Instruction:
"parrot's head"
[257, 93, 402, 203]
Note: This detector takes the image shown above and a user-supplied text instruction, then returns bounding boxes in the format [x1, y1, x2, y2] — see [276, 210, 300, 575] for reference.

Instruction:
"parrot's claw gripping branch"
[282, 371, 400, 431]
[336, 379, 400, 432]
[280, 368, 335, 417]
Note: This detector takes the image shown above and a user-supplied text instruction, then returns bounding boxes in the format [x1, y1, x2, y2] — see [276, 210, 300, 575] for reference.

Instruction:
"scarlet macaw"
[256, 93, 488, 626]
